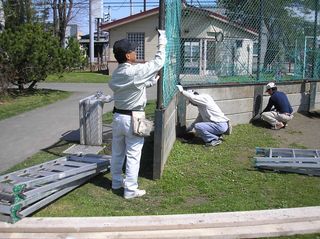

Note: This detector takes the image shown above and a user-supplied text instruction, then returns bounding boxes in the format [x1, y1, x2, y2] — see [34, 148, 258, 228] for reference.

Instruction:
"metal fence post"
[157, 0, 165, 110]
[256, 0, 264, 82]
[312, 0, 319, 79]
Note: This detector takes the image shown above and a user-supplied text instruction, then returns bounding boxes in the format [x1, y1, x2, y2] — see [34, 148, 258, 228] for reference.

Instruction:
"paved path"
[0, 83, 157, 173]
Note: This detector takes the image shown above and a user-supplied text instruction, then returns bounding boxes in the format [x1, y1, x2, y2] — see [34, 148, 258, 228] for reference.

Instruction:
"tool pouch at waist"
[132, 111, 154, 137]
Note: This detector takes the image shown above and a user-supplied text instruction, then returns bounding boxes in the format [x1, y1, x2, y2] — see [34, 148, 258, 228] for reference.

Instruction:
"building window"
[127, 32, 145, 61]
[182, 39, 200, 74]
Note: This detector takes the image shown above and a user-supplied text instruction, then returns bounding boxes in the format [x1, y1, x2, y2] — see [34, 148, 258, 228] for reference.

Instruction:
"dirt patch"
[265, 112, 320, 149]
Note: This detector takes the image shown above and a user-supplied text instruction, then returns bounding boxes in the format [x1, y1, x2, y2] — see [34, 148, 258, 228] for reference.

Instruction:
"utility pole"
[130, 0, 133, 15]
[89, 0, 94, 71]
[312, 0, 319, 78]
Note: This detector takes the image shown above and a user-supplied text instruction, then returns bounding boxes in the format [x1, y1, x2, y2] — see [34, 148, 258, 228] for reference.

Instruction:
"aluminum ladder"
[0, 154, 110, 223]
[254, 147, 320, 176]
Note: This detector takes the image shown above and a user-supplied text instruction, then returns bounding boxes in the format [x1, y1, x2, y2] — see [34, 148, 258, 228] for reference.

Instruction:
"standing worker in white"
[108, 30, 167, 199]
[177, 86, 231, 147]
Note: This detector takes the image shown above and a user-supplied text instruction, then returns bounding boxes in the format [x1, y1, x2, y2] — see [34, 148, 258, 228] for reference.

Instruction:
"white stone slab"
[63, 144, 104, 155]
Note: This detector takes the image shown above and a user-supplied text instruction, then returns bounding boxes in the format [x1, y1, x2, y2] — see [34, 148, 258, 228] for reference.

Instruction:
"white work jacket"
[182, 90, 229, 123]
[109, 45, 165, 111]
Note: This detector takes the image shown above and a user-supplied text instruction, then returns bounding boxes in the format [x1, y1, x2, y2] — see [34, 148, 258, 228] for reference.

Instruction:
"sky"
[72, 0, 160, 35]
[71, 0, 220, 35]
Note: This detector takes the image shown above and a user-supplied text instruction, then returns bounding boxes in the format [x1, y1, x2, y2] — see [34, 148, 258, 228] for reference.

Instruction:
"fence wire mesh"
[162, 0, 181, 107]
[162, 0, 320, 107]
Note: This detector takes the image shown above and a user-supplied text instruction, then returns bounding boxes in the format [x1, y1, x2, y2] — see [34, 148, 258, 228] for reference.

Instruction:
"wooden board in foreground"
[0, 206, 319, 239]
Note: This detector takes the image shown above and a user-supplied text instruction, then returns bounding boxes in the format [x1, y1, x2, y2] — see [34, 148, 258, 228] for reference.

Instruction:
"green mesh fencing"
[162, 0, 320, 107]
[162, 0, 181, 108]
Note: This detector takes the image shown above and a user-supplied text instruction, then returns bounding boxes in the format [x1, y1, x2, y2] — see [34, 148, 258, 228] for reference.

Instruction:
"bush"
[0, 24, 86, 93]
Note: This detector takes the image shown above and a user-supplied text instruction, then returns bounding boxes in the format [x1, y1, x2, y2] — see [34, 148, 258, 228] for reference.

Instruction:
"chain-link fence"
[162, 0, 320, 107]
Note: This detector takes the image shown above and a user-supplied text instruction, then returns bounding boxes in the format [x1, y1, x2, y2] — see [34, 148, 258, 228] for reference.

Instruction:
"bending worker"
[177, 85, 231, 147]
[261, 82, 293, 130]
[108, 30, 167, 199]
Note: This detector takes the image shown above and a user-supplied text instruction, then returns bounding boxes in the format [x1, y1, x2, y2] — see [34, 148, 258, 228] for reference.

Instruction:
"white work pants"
[111, 113, 144, 193]
[261, 111, 293, 126]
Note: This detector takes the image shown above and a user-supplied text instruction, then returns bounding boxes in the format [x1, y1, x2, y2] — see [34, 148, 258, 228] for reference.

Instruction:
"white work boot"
[124, 189, 146, 199]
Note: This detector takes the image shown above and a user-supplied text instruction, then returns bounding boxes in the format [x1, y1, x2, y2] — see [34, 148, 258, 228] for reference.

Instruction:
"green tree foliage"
[63, 37, 88, 71]
[1, 0, 36, 29]
[0, 24, 85, 92]
[217, 0, 315, 67]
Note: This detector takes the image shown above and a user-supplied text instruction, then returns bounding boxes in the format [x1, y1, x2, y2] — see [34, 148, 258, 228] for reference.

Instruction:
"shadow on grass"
[299, 111, 320, 119]
[41, 140, 74, 157]
[139, 135, 155, 180]
[250, 118, 270, 129]
[175, 126, 205, 145]
[87, 173, 125, 198]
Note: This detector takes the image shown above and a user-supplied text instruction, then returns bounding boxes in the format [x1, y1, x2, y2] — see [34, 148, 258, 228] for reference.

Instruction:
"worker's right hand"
[101, 95, 113, 103]
[176, 85, 183, 92]
[150, 75, 160, 86]
[158, 29, 167, 46]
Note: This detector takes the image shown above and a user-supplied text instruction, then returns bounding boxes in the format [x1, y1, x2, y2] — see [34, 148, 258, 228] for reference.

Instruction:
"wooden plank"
[0, 220, 320, 239]
[0, 206, 320, 233]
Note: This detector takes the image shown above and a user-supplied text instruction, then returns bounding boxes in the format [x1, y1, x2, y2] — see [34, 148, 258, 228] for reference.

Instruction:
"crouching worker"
[176, 85, 231, 147]
[261, 82, 293, 130]
[108, 29, 167, 199]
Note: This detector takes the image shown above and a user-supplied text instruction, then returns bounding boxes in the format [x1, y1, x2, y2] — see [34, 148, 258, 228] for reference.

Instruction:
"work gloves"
[158, 29, 167, 47]
[100, 95, 113, 103]
[145, 75, 160, 88]
[176, 85, 183, 92]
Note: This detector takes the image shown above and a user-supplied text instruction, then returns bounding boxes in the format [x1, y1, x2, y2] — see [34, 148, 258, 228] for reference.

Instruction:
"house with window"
[100, 8, 159, 74]
[100, 6, 258, 78]
[79, 31, 109, 71]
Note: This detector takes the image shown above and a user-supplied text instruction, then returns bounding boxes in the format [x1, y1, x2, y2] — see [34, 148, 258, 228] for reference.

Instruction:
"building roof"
[79, 32, 108, 44]
[100, 5, 258, 37]
[184, 5, 258, 36]
[100, 7, 159, 31]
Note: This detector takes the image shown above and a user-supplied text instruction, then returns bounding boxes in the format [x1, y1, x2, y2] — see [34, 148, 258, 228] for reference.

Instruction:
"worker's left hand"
[176, 85, 183, 92]
[186, 125, 194, 132]
[158, 29, 167, 46]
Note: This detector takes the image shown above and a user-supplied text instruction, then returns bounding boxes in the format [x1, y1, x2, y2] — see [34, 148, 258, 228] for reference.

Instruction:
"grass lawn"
[0, 89, 71, 121]
[46, 71, 111, 83]
[2, 101, 319, 238]
[5, 101, 319, 214]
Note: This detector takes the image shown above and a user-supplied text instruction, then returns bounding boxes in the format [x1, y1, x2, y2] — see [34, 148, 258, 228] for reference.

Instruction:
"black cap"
[113, 39, 139, 54]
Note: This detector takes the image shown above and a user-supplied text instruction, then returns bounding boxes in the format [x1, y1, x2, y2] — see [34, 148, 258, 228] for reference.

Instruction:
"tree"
[2, 0, 82, 47]
[0, 48, 13, 94]
[51, 0, 73, 47]
[1, 0, 36, 29]
[217, 0, 315, 69]
[0, 23, 84, 92]
[62, 37, 88, 71]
